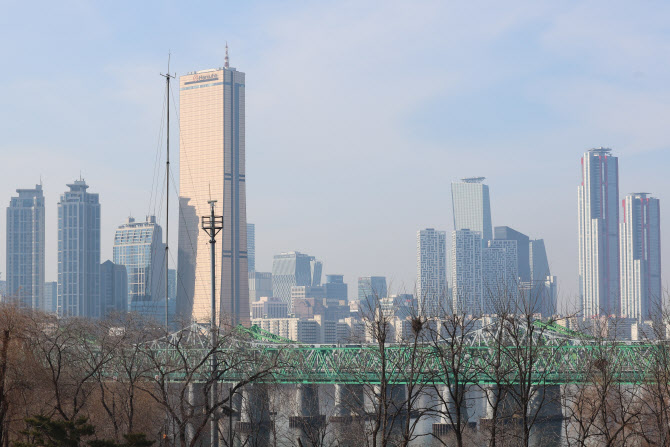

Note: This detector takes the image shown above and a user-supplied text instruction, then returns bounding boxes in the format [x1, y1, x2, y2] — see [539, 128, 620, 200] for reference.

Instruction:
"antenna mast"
[160, 55, 175, 332]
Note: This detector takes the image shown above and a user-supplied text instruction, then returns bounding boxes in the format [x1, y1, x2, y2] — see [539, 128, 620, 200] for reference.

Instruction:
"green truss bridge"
[137, 318, 661, 386]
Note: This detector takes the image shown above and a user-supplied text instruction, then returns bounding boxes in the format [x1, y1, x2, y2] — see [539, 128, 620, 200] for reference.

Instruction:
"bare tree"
[426, 302, 482, 447]
[140, 322, 283, 447]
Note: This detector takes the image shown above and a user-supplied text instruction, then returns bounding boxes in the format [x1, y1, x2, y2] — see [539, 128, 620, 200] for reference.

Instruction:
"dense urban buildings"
[113, 216, 165, 318]
[57, 179, 100, 318]
[5, 184, 45, 309]
[578, 148, 620, 318]
[620, 193, 662, 321]
[272, 251, 320, 311]
[451, 177, 493, 243]
[417, 228, 447, 316]
[100, 260, 128, 317]
[251, 296, 288, 319]
[247, 223, 255, 273]
[176, 56, 250, 326]
[451, 229, 483, 314]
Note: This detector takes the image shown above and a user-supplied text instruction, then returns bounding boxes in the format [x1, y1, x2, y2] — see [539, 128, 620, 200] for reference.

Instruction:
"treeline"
[0, 298, 669, 447]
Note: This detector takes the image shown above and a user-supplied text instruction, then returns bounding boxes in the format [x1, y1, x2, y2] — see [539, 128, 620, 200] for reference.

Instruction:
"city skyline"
[0, 2, 669, 308]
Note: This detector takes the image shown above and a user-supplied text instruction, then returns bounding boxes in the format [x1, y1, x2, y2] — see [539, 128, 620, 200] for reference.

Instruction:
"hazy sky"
[1, 1, 669, 308]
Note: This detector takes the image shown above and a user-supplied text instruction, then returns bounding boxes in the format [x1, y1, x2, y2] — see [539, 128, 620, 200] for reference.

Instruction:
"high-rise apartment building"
[417, 228, 447, 316]
[177, 56, 250, 326]
[620, 193, 661, 320]
[272, 252, 320, 311]
[57, 180, 100, 318]
[451, 229, 483, 315]
[451, 177, 493, 243]
[482, 239, 518, 313]
[100, 260, 128, 317]
[113, 216, 165, 316]
[578, 148, 620, 317]
[247, 223, 255, 273]
[6, 184, 45, 309]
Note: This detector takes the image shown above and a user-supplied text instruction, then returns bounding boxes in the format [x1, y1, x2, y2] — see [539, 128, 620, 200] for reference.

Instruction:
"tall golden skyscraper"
[177, 53, 249, 327]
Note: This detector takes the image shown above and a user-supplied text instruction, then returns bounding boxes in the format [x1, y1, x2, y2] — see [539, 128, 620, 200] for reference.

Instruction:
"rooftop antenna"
[160, 52, 175, 333]
[225, 42, 229, 69]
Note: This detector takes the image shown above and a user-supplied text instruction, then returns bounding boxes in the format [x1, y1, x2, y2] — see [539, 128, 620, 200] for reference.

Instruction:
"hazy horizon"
[1, 1, 669, 308]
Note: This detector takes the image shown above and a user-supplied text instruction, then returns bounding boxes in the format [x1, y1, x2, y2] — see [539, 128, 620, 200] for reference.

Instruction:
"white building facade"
[451, 229, 483, 315]
[417, 228, 447, 316]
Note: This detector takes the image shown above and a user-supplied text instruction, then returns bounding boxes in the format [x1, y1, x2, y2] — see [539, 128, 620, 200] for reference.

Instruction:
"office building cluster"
[416, 177, 557, 320]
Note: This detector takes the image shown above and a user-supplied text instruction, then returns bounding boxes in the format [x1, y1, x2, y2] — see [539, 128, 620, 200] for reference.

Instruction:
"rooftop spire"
[225, 42, 229, 69]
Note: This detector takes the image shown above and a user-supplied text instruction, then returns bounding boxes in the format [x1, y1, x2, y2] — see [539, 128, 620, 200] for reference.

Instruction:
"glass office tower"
[578, 148, 619, 317]
[113, 216, 165, 317]
[6, 184, 45, 309]
[451, 177, 493, 243]
[177, 57, 249, 326]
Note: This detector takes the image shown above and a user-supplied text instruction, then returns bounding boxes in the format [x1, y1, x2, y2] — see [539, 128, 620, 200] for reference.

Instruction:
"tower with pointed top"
[177, 51, 249, 327]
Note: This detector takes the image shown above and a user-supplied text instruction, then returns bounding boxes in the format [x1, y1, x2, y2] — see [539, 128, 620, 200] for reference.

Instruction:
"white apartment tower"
[578, 148, 620, 318]
[451, 229, 483, 315]
[620, 193, 661, 320]
[451, 177, 493, 243]
[417, 228, 447, 316]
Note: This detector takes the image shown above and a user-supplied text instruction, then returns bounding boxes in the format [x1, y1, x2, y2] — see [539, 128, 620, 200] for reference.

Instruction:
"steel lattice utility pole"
[202, 200, 223, 447]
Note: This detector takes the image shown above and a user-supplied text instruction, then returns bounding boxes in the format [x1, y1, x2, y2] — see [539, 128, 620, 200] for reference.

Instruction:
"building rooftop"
[459, 177, 486, 183]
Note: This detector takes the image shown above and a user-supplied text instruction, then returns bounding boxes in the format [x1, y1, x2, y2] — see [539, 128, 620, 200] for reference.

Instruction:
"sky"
[1, 1, 669, 309]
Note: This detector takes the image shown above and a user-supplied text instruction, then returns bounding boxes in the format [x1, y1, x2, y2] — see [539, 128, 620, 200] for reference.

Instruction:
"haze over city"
[1, 1, 668, 308]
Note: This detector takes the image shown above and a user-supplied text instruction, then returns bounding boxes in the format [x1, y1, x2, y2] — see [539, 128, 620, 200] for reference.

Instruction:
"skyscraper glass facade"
[451, 177, 493, 243]
[272, 252, 318, 311]
[247, 223, 255, 273]
[357, 276, 387, 313]
[620, 193, 661, 320]
[57, 180, 100, 318]
[177, 64, 249, 326]
[578, 148, 619, 317]
[6, 184, 44, 309]
[113, 216, 165, 315]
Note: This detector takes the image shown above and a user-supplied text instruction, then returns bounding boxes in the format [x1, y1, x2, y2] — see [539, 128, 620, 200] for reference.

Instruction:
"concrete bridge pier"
[290, 384, 326, 428]
[235, 383, 273, 446]
[528, 385, 563, 447]
[186, 382, 211, 447]
[432, 385, 474, 437]
[290, 384, 326, 446]
[331, 384, 365, 422]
